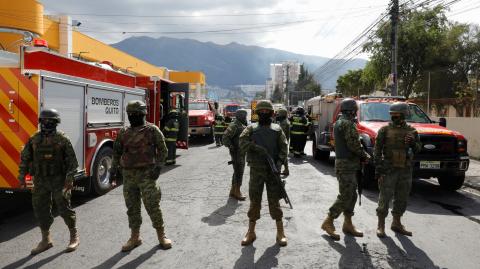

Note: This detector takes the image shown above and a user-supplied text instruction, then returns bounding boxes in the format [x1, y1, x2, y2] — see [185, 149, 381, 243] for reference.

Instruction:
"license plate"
[420, 161, 441, 169]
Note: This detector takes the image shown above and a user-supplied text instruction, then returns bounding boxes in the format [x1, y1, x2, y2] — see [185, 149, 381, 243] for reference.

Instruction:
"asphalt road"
[1, 139, 480, 269]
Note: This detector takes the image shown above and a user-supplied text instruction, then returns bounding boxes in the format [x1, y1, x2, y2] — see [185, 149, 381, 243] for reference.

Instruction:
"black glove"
[151, 165, 162, 179]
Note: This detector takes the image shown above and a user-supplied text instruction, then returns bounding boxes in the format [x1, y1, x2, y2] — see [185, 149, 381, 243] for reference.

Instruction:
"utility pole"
[390, 0, 399, 96]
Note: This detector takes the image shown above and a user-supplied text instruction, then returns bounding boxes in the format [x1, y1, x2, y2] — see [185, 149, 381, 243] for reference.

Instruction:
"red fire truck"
[0, 44, 188, 195]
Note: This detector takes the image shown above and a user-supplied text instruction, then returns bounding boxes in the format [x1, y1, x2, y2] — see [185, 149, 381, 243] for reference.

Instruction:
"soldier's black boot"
[31, 229, 53, 255]
[275, 220, 287, 247]
[241, 220, 256, 246]
[66, 227, 80, 252]
[342, 214, 363, 237]
[321, 215, 340, 241]
[376, 216, 386, 238]
[156, 228, 172, 249]
[391, 215, 412, 236]
[121, 228, 142, 252]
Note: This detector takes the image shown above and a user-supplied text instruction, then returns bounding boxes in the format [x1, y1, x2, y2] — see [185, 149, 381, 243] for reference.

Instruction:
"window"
[359, 102, 431, 123]
[190, 102, 209, 110]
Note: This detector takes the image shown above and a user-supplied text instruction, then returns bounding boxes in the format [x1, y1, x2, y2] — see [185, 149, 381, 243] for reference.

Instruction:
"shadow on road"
[323, 234, 375, 269]
[255, 244, 280, 269]
[1, 254, 34, 269]
[201, 198, 241, 226]
[188, 136, 214, 148]
[379, 235, 439, 268]
[91, 251, 129, 269]
[23, 250, 64, 269]
[233, 245, 256, 269]
[116, 246, 159, 269]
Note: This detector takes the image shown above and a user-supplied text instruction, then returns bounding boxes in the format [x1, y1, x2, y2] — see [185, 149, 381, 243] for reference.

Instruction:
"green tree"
[336, 69, 375, 97]
[271, 85, 283, 103]
[294, 64, 322, 95]
[364, 5, 450, 98]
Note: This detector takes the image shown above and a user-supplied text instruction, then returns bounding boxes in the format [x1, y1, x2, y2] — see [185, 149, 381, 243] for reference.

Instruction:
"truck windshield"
[225, 105, 239, 112]
[190, 102, 209, 110]
[360, 102, 431, 123]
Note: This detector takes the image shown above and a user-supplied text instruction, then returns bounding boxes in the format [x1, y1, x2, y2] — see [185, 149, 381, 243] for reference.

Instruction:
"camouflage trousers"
[166, 141, 177, 164]
[32, 179, 76, 231]
[376, 167, 412, 218]
[290, 134, 307, 155]
[123, 169, 164, 230]
[229, 149, 245, 186]
[328, 170, 358, 219]
[215, 134, 223, 145]
[247, 166, 283, 221]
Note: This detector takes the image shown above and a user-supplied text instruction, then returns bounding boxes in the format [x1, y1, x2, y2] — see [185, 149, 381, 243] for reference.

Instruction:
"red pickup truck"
[188, 99, 216, 142]
[308, 96, 470, 190]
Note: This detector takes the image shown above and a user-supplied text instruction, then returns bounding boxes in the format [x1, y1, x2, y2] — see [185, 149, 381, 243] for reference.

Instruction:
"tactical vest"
[31, 133, 65, 178]
[164, 120, 179, 142]
[231, 121, 245, 148]
[248, 123, 281, 164]
[120, 124, 157, 168]
[214, 121, 227, 135]
[290, 116, 308, 135]
[384, 125, 412, 168]
[334, 118, 355, 159]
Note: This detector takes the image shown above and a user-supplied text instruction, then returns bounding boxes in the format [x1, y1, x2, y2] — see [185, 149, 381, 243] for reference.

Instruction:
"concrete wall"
[432, 117, 480, 159]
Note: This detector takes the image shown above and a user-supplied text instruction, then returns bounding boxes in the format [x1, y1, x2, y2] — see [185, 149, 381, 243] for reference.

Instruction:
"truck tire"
[312, 133, 330, 161]
[438, 175, 465, 191]
[92, 147, 114, 195]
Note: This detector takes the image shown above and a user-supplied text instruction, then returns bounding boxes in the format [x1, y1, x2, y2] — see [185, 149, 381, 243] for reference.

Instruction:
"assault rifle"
[253, 144, 293, 209]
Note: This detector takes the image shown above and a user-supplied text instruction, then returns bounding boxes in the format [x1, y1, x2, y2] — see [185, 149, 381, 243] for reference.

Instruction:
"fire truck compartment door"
[41, 78, 85, 169]
[0, 69, 19, 131]
[123, 92, 147, 127]
[87, 87, 123, 125]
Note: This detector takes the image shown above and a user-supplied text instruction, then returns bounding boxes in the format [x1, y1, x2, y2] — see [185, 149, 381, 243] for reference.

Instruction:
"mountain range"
[111, 36, 367, 90]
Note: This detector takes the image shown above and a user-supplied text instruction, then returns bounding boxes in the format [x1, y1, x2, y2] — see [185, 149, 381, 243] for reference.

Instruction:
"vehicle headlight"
[457, 139, 467, 153]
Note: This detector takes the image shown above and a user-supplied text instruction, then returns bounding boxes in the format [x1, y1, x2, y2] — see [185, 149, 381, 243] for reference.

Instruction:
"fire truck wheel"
[438, 174, 465, 191]
[92, 147, 114, 195]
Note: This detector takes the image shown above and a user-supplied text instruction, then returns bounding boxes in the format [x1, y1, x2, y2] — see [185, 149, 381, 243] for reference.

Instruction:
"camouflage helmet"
[389, 102, 409, 116]
[235, 109, 248, 119]
[39, 108, 61, 123]
[126, 100, 147, 115]
[255, 100, 273, 113]
[340, 98, 358, 112]
[277, 108, 288, 117]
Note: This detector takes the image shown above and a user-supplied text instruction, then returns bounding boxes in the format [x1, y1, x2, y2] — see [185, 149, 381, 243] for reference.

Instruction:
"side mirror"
[439, 117, 447, 127]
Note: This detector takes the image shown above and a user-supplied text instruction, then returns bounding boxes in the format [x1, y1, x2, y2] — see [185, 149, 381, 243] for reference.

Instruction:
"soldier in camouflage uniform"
[239, 100, 289, 247]
[110, 100, 172, 251]
[163, 110, 179, 165]
[275, 108, 290, 176]
[223, 109, 248, 201]
[321, 99, 370, 241]
[214, 114, 227, 146]
[374, 102, 421, 237]
[18, 109, 80, 254]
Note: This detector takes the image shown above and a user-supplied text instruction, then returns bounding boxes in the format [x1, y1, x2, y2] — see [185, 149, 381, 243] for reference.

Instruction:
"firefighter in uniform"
[214, 114, 227, 146]
[321, 98, 370, 240]
[289, 107, 310, 157]
[223, 110, 248, 200]
[276, 108, 290, 176]
[164, 109, 179, 165]
[18, 109, 80, 254]
[110, 100, 172, 251]
[375, 102, 421, 237]
[239, 100, 289, 246]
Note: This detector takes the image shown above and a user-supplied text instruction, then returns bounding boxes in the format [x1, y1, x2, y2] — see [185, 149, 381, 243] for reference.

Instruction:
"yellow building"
[168, 71, 207, 99]
[0, 0, 206, 89]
